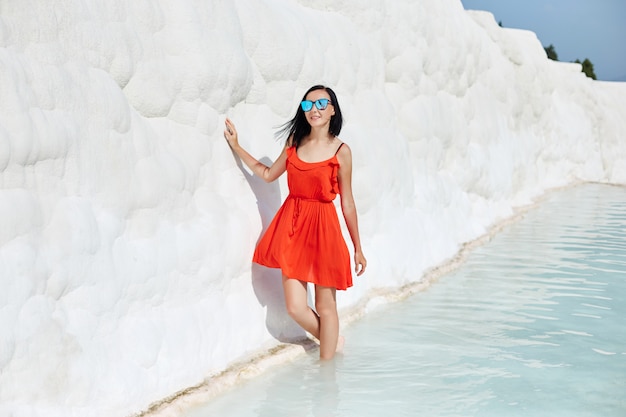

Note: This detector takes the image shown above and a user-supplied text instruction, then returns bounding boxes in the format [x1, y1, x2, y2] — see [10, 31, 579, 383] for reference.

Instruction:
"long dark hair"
[276, 85, 343, 149]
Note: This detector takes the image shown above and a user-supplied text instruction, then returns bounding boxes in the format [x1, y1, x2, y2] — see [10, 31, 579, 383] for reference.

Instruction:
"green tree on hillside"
[543, 43, 597, 80]
[544, 44, 558, 61]
[575, 58, 597, 80]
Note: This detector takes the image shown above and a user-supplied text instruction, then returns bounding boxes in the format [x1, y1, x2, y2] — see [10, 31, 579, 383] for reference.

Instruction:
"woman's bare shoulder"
[335, 139, 351, 154]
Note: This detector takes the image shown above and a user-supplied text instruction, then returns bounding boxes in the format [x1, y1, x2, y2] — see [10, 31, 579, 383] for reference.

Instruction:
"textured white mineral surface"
[1, 1, 625, 416]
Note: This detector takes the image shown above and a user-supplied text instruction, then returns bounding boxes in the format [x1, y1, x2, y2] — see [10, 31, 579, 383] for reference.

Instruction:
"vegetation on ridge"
[544, 43, 597, 80]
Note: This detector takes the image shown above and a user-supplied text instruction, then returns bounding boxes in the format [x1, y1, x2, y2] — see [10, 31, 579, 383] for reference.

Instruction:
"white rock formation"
[0, 1, 624, 416]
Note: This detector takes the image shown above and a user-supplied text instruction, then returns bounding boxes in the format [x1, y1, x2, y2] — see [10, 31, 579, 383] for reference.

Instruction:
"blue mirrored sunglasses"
[300, 98, 332, 112]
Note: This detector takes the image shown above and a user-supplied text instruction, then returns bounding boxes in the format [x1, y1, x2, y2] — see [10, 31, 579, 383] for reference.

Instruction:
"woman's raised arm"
[224, 118, 287, 183]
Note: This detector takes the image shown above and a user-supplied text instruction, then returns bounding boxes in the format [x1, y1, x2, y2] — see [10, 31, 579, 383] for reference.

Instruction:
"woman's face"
[303, 90, 335, 129]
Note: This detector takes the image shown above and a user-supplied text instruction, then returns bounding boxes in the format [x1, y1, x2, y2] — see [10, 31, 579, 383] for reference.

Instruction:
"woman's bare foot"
[336, 335, 345, 353]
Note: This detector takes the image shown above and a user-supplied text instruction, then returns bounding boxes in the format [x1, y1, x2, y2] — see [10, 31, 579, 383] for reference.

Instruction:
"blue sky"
[460, 0, 626, 81]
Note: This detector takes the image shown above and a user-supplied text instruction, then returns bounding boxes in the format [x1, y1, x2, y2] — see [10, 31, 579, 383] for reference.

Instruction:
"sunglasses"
[300, 98, 332, 112]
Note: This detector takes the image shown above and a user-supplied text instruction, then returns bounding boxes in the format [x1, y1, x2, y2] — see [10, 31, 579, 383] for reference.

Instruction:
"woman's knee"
[285, 297, 309, 320]
[315, 289, 337, 318]
[282, 276, 309, 319]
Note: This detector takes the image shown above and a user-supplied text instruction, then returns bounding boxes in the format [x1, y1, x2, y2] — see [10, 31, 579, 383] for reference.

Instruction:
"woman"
[224, 85, 366, 360]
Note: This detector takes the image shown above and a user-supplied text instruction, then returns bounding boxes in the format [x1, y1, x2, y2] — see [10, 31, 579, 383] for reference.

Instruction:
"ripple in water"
[184, 184, 626, 417]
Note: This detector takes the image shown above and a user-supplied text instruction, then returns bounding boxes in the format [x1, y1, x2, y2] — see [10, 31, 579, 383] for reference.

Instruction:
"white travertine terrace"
[0, 1, 625, 416]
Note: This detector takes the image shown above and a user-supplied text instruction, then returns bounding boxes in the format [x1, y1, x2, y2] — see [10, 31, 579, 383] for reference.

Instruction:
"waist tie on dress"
[288, 195, 332, 236]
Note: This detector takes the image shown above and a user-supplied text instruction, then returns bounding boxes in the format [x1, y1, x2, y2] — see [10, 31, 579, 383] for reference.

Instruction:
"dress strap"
[335, 142, 344, 155]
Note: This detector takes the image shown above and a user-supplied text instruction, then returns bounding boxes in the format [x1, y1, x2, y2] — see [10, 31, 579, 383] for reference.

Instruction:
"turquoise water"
[185, 184, 626, 417]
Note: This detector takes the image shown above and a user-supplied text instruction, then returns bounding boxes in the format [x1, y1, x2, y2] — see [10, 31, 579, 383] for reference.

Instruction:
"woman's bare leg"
[315, 285, 339, 360]
[282, 275, 320, 339]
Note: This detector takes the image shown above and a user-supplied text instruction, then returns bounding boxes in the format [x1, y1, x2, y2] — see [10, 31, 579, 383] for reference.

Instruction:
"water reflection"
[254, 359, 340, 417]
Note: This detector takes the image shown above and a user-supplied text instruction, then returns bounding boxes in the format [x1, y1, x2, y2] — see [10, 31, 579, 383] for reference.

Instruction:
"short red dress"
[253, 145, 352, 290]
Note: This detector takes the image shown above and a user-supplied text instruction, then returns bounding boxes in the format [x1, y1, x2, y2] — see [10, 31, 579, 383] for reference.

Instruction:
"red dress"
[253, 146, 352, 290]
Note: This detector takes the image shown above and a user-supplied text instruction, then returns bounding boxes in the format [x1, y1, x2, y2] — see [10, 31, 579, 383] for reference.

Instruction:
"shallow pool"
[184, 184, 626, 417]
